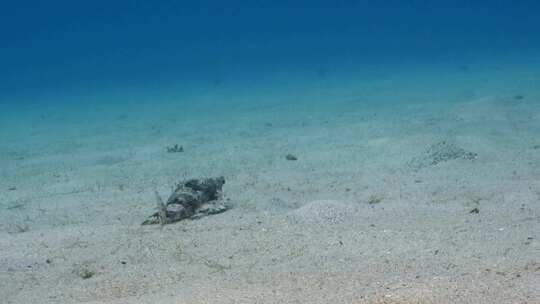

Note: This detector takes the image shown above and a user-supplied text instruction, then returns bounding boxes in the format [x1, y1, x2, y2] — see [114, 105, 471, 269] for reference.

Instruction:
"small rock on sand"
[287, 200, 356, 225]
[286, 154, 298, 161]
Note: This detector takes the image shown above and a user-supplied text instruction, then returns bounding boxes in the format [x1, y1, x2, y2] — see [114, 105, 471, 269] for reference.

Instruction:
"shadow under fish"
[142, 177, 228, 225]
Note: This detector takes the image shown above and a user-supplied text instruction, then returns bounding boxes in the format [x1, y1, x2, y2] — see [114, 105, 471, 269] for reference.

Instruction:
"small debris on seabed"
[285, 154, 298, 161]
[367, 195, 383, 204]
[166, 144, 184, 153]
[77, 267, 95, 279]
[469, 207, 480, 214]
[12, 223, 30, 233]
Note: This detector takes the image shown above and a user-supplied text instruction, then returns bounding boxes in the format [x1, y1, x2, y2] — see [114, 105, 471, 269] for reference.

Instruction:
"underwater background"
[1, 1, 540, 303]
[1, 1, 540, 104]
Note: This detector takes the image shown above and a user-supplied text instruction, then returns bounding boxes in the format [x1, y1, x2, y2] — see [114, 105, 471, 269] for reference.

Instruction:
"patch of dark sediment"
[408, 140, 477, 171]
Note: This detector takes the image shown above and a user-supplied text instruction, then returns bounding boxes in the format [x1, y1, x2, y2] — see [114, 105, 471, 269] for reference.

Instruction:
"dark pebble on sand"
[286, 154, 298, 161]
[469, 207, 480, 214]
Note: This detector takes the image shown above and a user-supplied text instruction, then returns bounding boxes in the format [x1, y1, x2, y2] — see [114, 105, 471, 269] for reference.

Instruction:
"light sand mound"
[286, 199, 357, 225]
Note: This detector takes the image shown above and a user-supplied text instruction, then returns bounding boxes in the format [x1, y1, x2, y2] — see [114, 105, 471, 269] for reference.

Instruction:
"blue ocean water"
[1, 1, 539, 104]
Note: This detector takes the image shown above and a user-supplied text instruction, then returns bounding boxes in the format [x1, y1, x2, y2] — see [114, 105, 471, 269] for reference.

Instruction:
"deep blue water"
[1, 1, 539, 103]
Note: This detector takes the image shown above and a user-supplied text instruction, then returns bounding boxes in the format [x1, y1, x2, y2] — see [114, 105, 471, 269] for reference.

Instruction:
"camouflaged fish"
[142, 177, 228, 225]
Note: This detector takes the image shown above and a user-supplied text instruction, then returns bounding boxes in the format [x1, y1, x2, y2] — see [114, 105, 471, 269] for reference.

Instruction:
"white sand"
[1, 59, 539, 303]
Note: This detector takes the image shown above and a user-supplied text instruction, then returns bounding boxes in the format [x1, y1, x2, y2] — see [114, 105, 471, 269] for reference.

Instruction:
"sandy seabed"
[1, 60, 539, 303]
